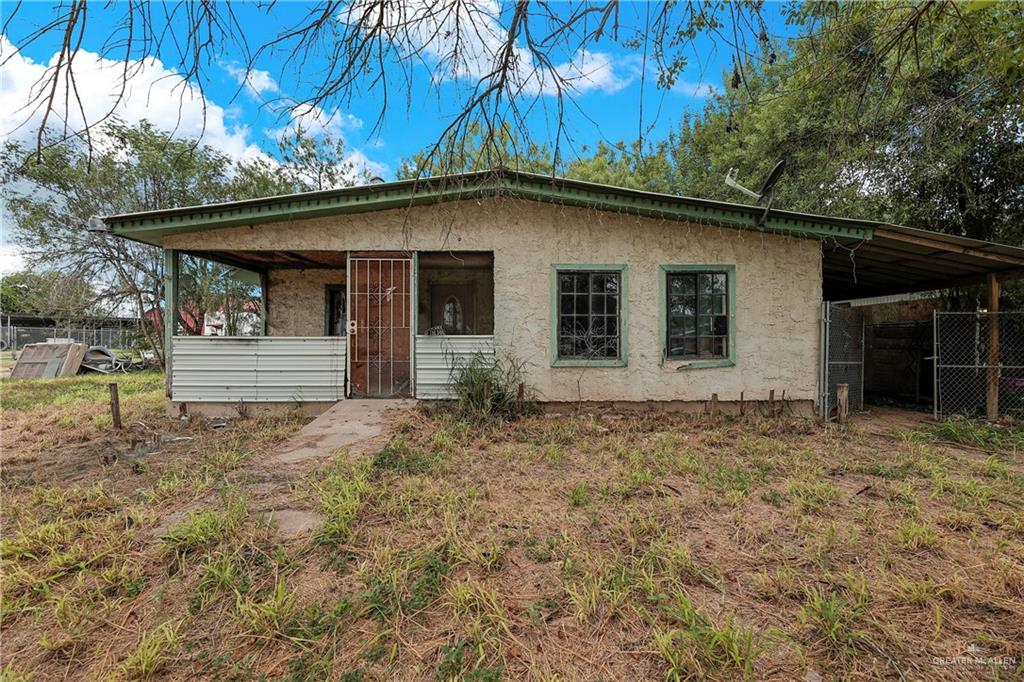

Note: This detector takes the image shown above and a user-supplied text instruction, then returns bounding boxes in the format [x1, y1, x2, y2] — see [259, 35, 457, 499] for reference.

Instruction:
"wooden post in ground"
[836, 384, 849, 424]
[986, 273, 1001, 420]
[739, 391, 745, 416]
[769, 389, 775, 417]
[109, 383, 122, 429]
[709, 393, 719, 419]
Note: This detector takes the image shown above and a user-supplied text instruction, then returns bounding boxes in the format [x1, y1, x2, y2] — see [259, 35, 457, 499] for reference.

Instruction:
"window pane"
[573, 273, 589, 293]
[575, 294, 590, 316]
[556, 269, 622, 360]
[666, 270, 730, 359]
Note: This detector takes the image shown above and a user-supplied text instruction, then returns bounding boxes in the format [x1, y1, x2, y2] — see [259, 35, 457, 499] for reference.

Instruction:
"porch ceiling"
[823, 226, 1024, 300]
[188, 249, 348, 272]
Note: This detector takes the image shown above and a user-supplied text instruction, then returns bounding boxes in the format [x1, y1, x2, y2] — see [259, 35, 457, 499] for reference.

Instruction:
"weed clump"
[450, 351, 536, 420]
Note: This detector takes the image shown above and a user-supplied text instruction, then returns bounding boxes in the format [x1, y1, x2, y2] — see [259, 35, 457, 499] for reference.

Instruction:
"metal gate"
[820, 302, 865, 420]
[934, 311, 1024, 419]
[347, 255, 413, 398]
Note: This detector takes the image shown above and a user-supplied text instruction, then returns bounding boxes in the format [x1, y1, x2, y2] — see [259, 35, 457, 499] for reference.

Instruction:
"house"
[96, 169, 1024, 415]
[144, 299, 262, 337]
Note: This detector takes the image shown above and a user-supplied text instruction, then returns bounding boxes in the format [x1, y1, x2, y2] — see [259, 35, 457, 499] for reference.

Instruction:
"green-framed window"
[659, 264, 736, 369]
[550, 264, 628, 367]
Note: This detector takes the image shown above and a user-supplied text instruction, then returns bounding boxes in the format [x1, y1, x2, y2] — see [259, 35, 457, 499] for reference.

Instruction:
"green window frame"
[550, 264, 629, 367]
[659, 264, 736, 369]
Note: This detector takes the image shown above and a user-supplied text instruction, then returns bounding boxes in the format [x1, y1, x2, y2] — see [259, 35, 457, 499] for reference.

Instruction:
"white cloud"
[274, 103, 363, 140]
[671, 79, 719, 99]
[1, 35, 264, 162]
[0, 242, 26, 275]
[224, 63, 279, 98]
[341, 1, 632, 99]
[344, 148, 388, 181]
[549, 50, 630, 95]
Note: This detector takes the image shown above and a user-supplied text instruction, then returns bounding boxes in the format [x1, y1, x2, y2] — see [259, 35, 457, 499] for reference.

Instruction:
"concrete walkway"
[271, 399, 416, 464]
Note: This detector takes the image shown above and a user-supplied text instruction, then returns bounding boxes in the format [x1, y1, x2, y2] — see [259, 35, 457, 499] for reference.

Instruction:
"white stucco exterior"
[164, 198, 822, 404]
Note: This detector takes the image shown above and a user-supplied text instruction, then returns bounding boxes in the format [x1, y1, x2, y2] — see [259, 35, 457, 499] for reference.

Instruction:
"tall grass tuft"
[450, 351, 535, 420]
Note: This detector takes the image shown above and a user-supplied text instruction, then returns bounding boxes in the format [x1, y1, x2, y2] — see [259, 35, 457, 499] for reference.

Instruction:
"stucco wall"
[266, 269, 344, 336]
[166, 199, 822, 402]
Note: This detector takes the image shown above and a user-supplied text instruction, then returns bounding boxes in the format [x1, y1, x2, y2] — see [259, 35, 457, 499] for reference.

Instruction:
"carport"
[820, 225, 1024, 420]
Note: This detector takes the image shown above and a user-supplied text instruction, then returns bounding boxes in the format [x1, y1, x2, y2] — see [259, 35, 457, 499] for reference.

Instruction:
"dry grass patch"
[2, 385, 1023, 680]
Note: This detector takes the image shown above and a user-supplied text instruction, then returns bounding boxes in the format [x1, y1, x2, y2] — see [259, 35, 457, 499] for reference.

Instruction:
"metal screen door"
[348, 255, 412, 398]
[820, 302, 865, 419]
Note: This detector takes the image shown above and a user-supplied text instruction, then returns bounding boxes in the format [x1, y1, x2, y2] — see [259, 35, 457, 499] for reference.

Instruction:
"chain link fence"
[934, 312, 1024, 419]
[820, 302, 865, 420]
[1, 324, 141, 352]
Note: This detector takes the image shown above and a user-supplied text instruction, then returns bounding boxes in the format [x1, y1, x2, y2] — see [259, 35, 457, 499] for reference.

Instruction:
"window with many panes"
[556, 270, 622, 360]
[666, 271, 729, 359]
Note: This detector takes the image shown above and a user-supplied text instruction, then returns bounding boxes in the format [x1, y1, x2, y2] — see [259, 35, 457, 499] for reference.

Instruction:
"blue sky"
[2, 2, 795, 182]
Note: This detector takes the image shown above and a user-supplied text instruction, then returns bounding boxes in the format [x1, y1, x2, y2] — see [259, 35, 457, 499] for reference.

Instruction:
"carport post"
[164, 248, 180, 398]
[986, 273, 1000, 420]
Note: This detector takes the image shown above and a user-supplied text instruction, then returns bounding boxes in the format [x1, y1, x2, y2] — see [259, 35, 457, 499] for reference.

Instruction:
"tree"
[668, 2, 1024, 247]
[8, 2, 1010, 176]
[0, 271, 98, 318]
[397, 121, 554, 179]
[1, 119, 363, 363]
[566, 140, 674, 193]
[278, 126, 374, 190]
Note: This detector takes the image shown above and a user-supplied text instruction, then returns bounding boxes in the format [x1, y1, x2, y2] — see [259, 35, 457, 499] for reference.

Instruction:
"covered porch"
[163, 248, 495, 407]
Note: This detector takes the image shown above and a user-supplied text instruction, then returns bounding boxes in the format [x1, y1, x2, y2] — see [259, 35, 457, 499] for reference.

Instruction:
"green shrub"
[450, 351, 535, 420]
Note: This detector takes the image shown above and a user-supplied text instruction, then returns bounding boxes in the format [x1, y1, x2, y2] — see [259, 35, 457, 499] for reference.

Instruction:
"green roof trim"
[103, 169, 879, 245]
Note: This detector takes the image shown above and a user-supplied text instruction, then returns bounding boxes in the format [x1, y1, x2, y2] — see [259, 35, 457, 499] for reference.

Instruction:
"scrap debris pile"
[9, 342, 153, 379]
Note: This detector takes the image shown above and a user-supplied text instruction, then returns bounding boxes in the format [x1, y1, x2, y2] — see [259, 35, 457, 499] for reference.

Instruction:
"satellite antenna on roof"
[724, 159, 786, 227]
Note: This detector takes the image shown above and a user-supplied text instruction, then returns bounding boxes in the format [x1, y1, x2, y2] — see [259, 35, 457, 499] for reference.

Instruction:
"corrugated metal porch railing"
[171, 336, 346, 402]
[414, 335, 495, 399]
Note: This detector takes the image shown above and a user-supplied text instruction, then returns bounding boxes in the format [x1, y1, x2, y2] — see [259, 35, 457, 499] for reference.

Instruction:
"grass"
[931, 418, 1024, 451]
[1, 370, 164, 411]
[2, 378, 1023, 680]
[655, 589, 769, 680]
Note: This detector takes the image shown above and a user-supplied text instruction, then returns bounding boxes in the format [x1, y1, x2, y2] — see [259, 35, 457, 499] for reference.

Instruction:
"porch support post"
[259, 270, 269, 336]
[986, 272, 1000, 420]
[163, 248, 180, 397]
[410, 251, 418, 397]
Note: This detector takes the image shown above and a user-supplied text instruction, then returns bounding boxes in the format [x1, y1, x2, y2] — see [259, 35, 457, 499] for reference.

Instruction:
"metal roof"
[100, 168, 1024, 299]
[101, 168, 879, 242]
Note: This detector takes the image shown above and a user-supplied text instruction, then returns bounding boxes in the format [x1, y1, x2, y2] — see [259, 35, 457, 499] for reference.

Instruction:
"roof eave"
[105, 172, 877, 245]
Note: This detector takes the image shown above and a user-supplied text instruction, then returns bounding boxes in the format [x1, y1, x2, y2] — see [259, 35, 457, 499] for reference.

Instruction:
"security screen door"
[347, 255, 412, 398]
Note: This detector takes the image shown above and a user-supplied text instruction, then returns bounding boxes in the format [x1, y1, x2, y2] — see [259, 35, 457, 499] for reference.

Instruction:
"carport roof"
[99, 168, 1024, 299]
